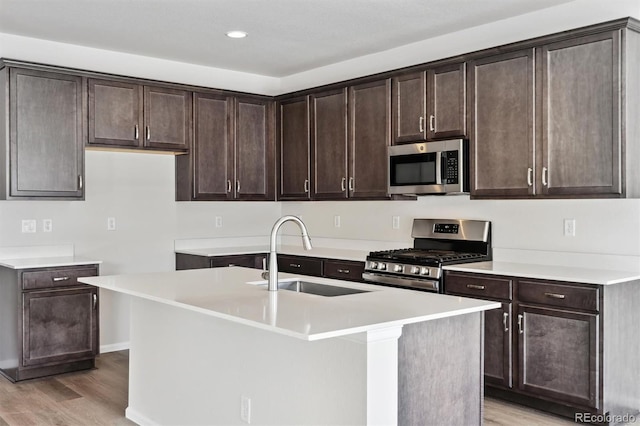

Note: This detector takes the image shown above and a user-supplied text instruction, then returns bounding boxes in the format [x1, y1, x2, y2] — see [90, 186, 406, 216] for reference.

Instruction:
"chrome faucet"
[268, 215, 312, 291]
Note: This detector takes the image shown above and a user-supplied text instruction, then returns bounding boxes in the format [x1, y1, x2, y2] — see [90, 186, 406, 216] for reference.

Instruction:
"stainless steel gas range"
[362, 218, 491, 293]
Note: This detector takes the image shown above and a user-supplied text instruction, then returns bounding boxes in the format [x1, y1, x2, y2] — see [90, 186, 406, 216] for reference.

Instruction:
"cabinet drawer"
[22, 266, 99, 290]
[324, 260, 365, 282]
[277, 255, 323, 276]
[518, 280, 599, 312]
[445, 272, 512, 300]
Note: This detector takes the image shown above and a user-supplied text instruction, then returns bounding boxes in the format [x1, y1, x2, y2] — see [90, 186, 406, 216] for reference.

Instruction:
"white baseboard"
[99, 341, 130, 353]
[125, 406, 158, 426]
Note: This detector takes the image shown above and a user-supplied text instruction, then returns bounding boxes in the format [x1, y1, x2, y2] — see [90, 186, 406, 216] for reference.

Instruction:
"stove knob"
[393, 265, 403, 273]
[411, 266, 421, 274]
[420, 267, 431, 276]
[378, 263, 387, 271]
[369, 261, 378, 269]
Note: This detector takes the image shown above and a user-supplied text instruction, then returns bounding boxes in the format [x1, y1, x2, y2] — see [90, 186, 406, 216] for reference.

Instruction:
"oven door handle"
[435, 151, 443, 185]
[362, 272, 439, 292]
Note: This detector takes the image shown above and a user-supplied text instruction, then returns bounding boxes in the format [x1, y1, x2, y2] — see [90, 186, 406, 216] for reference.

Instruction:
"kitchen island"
[79, 267, 499, 425]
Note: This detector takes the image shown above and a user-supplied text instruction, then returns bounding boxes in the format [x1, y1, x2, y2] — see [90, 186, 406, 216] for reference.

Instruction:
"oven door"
[362, 272, 440, 293]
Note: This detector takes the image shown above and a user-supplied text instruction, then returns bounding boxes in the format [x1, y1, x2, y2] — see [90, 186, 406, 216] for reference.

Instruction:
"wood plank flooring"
[0, 350, 586, 425]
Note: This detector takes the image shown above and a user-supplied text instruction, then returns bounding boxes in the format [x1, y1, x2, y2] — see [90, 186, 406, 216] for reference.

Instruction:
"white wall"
[0, 0, 638, 349]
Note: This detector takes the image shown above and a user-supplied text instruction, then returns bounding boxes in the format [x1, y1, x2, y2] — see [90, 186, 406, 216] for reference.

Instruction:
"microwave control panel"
[444, 151, 459, 184]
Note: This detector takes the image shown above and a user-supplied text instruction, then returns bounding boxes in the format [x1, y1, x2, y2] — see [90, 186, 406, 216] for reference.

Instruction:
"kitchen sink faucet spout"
[268, 215, 312, 291]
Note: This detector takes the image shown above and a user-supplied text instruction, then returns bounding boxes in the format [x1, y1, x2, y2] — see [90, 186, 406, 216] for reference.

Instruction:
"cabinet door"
[193, 93, 233, 200]
[278, 97, 311, 200]
[88, 79, 142, 147]
[277, 255, 323, 276]
[22, 287, 98, 367]
[427, 63, 466, 139]
[143, 86, 192, 151]
[235, 97, 274, 200]
[9, 68, 84, 198]
[392, 72, 426, 143]
[348, 79, 391, 199]
[468, 49, 535, 198]
[485, 302, 513, 389]
[539, 31, 621, 196]
[517, 304, 598, 408]
[311, 88, 348, 199]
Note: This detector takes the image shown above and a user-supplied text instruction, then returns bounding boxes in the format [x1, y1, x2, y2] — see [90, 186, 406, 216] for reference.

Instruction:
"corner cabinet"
[444, 270, 640, 420]
[176, 93, 274, 201]
[88, 78, 192, 152]
[0, 264, 99, 382]
[469, 28, 640, 199]
[0, 66, 85, 199]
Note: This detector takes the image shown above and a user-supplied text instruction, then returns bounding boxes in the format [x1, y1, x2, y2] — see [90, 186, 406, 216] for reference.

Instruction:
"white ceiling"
[0, 0, 575, 78]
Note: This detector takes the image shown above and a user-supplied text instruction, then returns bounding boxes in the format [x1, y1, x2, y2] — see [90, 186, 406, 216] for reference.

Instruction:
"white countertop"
[78, 267, 499, 341]
[176, 245, 370, 262]
[0, 256, 102, 269]
[444, 261, 640, 285]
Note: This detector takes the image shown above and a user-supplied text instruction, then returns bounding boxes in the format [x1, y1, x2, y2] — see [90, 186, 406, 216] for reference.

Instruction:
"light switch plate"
[43, 219, 53, 232]
[21, 219, 36, 233]
[563, 218, 576, 237]
[392, 216, 400, 229]
[215, 216, 223, 228]
[107, 217, 116, 231]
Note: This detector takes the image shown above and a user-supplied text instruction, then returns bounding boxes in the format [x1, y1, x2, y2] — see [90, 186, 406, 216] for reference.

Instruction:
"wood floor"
[0, 351, 583, 425]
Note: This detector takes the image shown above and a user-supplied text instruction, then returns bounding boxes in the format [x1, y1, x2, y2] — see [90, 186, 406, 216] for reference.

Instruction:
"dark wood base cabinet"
[445, 271, 640, 423]
[0, 265, 99, 382]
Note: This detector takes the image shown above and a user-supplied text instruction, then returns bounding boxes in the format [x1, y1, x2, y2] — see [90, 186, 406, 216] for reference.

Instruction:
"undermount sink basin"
[269, 280, 370, 297]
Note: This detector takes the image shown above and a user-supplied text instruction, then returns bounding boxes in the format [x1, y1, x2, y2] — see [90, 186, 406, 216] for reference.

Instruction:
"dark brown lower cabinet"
[0, 264, 99, 382]
[444, 270, 640, 421]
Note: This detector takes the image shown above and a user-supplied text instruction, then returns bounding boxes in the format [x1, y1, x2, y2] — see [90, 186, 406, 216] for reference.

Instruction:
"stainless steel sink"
[274, 280, 369, 297]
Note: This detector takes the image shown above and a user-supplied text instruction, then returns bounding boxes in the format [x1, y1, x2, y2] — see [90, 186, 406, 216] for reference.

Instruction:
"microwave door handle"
[435, 151, 443, 185]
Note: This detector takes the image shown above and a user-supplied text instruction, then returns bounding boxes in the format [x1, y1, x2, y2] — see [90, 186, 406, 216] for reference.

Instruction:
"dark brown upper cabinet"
[278, 96, 311, 200]
[427, 62, 466, 139]
[1, 67, 85, 200]
[469, 28, 637, 199]
[348, 79, 391, 199]
[180, 93, 273, 201]
[311, 88, 349, 200]
[468, 49, 535, 198]
[392, 64, 466, 145]
[88, 78, 192, 152]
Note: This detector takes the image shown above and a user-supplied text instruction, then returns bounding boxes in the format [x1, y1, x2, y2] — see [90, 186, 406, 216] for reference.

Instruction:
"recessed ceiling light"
[226, 31, 248, 39]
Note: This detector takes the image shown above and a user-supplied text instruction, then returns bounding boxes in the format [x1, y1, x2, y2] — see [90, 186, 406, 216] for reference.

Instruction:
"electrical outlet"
[107, 217, 117, 231]
[21, 219, 36, 233]
[215, 216, 223, 228]
[334, 215, 341, 228]
[392, 216, 400, 229]
[43, 219, 53, 233]
[563, 218, 576, 237]
[240, 396, 251, 424]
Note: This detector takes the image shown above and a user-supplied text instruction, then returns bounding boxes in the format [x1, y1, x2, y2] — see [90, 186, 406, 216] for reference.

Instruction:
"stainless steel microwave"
[388, 139, 468, 195]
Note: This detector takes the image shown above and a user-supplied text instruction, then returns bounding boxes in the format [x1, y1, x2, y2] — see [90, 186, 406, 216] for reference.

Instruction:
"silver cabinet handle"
[544, 292, 566, 299]
[527, 168, 533, 187]
[93, 293, 97, 309]
[304, 179, 309, 193]
[419, 116, 424, 132]
[227, 180, 232, 193]
[517, 314, 524, 334]
[503, 312, 509, 332]
[53, 276, 70, 282]
[78, 175, 83, 190]
[236, 180, 240, 193]
[337, 269, 350, 274]
[542, 167, 548, 186]
[348, 177, 354, 191]
[466, 284, 485, 290]
[429, 114, 435, 132]
[289, 263, 301, 268]
[134, 125, 139, 140]
[145, 126, 150, 141]
[341, 177, 346, 191]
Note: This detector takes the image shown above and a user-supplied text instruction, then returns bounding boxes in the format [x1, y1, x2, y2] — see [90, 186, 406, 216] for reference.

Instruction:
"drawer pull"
[544, 292, 566, 299]
[466, 284, 485, 290]
[53, 276, 70, 282]
[289, 263, 301, 268]
[517, 314, 524, 334]
[337, 269, 350, 274]
[503, 312, 509, 332]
